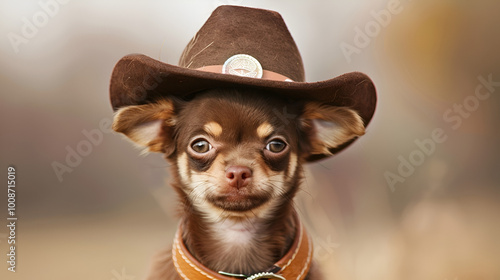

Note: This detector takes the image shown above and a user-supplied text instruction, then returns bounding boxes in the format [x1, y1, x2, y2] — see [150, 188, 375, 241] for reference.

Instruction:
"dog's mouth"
[207, 191, 271, 212]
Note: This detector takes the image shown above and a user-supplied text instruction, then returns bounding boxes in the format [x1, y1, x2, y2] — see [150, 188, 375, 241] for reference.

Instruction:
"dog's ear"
[112, 100, 176, 155]
[299, 102, 365, 158]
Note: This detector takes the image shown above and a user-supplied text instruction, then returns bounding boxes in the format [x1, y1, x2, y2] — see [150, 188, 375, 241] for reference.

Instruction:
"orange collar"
[172, 214, 313, 280]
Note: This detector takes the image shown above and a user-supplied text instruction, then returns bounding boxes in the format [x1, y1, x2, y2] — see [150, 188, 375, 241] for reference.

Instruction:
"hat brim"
[110, 54, 377, 161]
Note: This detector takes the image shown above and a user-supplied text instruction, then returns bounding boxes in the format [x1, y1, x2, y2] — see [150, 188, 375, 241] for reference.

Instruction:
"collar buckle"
[218, 271, 286, 280]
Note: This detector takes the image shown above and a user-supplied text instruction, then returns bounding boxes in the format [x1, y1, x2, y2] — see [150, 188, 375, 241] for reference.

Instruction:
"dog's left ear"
[299, 102, 365, 158]
[112, 100, 177, 155]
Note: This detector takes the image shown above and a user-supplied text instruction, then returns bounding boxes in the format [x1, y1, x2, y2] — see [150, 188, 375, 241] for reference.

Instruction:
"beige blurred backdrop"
[1, 0, 499, 279]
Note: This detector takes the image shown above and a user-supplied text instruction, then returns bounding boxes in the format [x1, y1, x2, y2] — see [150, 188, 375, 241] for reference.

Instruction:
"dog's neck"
[179, 195, 297, 275]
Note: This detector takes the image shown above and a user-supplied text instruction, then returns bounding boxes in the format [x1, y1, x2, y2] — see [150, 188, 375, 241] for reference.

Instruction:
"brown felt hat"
[110, 5, 377, 160]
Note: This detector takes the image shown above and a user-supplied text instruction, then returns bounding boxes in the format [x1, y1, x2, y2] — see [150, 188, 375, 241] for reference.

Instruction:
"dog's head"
[112, 89, 364, 220]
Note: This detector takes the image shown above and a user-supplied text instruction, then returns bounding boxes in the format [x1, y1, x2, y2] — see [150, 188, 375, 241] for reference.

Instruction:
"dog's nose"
[225, 166, 252, 189]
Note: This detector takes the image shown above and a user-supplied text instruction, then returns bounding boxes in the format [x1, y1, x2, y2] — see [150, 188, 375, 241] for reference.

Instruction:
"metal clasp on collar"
[218, 271, 286, 280]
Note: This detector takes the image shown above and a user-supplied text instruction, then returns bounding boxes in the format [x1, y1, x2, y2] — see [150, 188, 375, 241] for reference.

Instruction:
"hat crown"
[179, 5, 305, 82]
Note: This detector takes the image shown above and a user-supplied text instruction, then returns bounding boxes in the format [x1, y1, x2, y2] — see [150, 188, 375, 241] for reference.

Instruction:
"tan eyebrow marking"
[203, 121, 223, 137]
[256, 122, 274, 139]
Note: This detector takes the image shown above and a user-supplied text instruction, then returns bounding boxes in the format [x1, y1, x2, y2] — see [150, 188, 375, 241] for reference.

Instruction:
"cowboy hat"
[109, 5, 377, 161]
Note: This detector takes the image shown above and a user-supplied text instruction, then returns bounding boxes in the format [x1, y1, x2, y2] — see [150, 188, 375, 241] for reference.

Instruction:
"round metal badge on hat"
[222, 54, 263, 78]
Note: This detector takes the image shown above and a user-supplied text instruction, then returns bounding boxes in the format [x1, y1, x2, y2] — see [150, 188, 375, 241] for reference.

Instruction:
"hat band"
[196, 65, 294, 82]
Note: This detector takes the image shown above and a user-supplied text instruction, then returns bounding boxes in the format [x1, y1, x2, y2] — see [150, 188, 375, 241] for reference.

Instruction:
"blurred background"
[1, 0, 499, 279]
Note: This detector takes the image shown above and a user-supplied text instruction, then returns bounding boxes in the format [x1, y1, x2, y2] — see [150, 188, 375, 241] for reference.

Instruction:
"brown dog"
[112, 88, 365, 279]
[109, 5, 376, 280]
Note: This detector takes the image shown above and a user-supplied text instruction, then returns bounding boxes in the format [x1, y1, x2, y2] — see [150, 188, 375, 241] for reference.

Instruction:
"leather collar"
[172, 214, 313, 280]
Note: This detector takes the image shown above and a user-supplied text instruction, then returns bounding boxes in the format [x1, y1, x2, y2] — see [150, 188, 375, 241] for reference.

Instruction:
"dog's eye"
[265, 139, 287, 153]
[191, 140, 212, 154]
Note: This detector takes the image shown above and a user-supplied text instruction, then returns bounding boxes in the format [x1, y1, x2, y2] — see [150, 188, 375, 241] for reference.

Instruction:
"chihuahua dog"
[112, 88, 365, 279]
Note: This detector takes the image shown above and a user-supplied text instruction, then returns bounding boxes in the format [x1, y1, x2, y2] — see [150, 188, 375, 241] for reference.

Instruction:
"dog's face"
[113, 89, 365, 220]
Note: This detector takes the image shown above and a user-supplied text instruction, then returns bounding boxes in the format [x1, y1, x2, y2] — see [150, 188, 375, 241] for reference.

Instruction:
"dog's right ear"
[112, 100, 176, 155]
[298, 102, 366, 159]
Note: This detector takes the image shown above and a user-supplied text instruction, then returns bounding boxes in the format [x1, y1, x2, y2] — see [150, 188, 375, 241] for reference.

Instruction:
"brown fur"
[113, 88, 365, 279]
